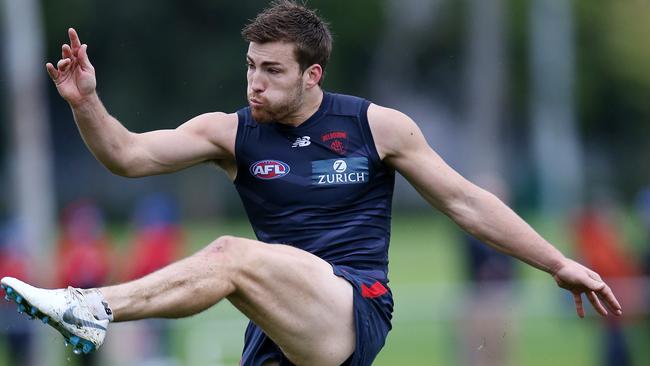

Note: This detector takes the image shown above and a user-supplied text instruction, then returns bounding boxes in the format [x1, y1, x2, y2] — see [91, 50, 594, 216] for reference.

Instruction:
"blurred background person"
[635, 186, 650, 280]
[572, 195, 642, 366]
[634, 186, 650, 365]
[56, 200, 113, 365]
[123, 192, 185, 282]
[118, 192, 185, 366]
[0, 219, 34, 366]
[459, 176, 515, 366]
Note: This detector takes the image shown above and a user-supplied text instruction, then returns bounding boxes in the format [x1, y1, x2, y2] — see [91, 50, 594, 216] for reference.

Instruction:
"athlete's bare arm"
[46, 28, 237, 178]
[367, 103, 622, 318]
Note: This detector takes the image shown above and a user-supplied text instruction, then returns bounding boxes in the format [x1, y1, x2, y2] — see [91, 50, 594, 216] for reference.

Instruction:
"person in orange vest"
[573, 200, 641, 366]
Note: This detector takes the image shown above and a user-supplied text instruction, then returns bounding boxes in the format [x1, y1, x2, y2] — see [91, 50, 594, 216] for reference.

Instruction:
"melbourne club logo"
[291, 136, 311, 148]
[250, 160, 290, 180]
[321, 131, 347, 155]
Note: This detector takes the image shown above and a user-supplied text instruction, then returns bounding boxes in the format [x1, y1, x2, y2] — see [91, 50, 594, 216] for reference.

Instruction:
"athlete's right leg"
[98, 240, 237, 321]
[2, 235, 356, 365]
[99, 235, 355, 365]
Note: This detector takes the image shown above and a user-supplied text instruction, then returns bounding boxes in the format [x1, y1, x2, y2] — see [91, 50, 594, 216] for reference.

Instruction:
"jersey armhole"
[358, 100, 384, 169]
[233, 109, 247, 184]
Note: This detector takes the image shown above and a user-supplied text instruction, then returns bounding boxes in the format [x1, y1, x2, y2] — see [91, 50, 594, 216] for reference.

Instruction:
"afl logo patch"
[250, 160, 290, 180]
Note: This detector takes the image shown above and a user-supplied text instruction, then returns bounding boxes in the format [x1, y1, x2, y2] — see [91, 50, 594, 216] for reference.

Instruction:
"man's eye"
[268, 68, 280, 74]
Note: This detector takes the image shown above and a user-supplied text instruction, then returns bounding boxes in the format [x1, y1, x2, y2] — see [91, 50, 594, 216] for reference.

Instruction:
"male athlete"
[1, 1, 622, 365]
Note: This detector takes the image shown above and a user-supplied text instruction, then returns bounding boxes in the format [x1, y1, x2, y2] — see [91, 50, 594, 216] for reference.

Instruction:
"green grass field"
[1, 215, 648, 365]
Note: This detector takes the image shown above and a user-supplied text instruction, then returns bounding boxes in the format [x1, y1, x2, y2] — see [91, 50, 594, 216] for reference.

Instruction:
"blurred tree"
[36, 0, 386, 217]
[529, 0, 584, 214]
[574, 0, 650, 197]
[1, 0, 646, 219]
[462, 0, 507, 181]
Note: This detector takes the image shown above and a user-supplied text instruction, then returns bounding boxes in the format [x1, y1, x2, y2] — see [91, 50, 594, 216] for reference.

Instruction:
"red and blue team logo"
[250, 160, 290, 180]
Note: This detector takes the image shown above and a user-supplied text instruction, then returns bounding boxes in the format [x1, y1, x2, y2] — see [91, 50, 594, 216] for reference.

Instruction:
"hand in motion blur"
[553, 258, 623, 318]
[46, 28, 96, 105]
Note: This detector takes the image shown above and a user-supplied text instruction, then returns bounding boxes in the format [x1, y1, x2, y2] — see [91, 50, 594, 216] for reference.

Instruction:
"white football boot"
[1, 277, 109, 355]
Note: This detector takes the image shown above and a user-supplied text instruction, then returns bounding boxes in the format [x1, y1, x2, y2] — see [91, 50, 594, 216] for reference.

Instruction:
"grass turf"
[1, 215, 647, 365]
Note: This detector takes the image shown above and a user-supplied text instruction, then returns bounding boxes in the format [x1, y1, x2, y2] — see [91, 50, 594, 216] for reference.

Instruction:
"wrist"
[69, 92, 100, 110]
[548, 255, 570, 277]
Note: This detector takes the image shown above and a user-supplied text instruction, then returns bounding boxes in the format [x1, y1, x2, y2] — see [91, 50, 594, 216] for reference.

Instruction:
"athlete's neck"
[278, 89, 324, 127]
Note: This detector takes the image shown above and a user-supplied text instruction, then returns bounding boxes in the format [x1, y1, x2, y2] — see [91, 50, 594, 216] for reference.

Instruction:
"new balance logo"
[291, 136, 311, 148]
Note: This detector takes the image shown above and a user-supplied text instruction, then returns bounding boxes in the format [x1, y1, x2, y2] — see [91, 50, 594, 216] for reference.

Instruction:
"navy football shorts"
[239, 265, 393, 366]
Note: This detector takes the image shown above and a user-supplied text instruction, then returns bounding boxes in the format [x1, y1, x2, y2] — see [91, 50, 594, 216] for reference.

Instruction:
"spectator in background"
[459, 177, 514, 366]
[0, 219, 33, 366]
[123, 192, 185, 281]
[121, 192, 185, 363]
[572, 199, 641, 366]
[635, 187, 650, 364]
[636, 187, 650, 276]
[57, 200, 113, 365]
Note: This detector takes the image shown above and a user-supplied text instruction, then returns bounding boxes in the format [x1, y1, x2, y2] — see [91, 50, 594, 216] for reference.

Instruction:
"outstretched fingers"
[56, 58, 71, 72]
[593, 282, 623, 316]
[587, 291, 608, 316]
[78, 44, 93, 69]
[64, 30, 92, 70]
[62, 43, 73, 59]
[572, 292, 585, 318]
[68, 28, 82, 53]
[45, 62, 58, 81]
[573, 279, 622, 318]
[556, 260, 624, 318]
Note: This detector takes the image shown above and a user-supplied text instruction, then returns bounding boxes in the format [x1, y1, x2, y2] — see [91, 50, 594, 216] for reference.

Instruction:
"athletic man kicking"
[2, 1, 622, 365]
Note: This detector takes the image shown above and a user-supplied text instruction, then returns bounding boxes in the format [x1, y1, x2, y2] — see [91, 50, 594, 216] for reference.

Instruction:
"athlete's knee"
[202, 235, 258, 268]
[208, 236, 276, 278]
[202, 235, 242, 260]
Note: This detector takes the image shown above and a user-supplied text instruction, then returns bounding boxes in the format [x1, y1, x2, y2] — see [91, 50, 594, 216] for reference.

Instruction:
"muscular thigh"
[225, 237, 354, 366]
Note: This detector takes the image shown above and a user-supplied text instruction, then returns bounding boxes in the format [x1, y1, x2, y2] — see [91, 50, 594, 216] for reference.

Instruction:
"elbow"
[445, 190, 484, 235]
[105, 162, 139, 178]
[103, 154, 144, 178]
[102, 140, 146, 178]
[448, 203, 480, 236]
[447, 188, 503, 239]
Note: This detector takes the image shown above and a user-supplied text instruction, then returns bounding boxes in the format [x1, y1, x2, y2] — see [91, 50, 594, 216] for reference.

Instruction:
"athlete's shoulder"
[367, 103, 422, 160]
[177, 111, 238, 152]
[367, 103, 417, 134]
[180, 111, 238, 132]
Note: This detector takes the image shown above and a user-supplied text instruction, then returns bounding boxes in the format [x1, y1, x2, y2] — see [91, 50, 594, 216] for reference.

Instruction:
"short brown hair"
[242, 0, 332, 81]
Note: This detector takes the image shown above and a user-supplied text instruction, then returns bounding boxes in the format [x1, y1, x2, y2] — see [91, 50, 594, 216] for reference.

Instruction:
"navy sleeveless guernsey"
[234, 92, 394, 366]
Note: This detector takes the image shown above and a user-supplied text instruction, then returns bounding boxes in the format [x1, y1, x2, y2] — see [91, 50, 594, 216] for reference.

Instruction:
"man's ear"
[304, 64, 323, 88]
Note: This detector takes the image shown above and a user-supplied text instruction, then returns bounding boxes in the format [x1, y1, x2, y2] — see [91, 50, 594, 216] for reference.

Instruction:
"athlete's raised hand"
[46, 28, 96, 106]
[552, 258, 622, 318]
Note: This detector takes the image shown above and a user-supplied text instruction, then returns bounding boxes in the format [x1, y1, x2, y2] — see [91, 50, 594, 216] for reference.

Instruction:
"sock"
[82, 289, 114, 322]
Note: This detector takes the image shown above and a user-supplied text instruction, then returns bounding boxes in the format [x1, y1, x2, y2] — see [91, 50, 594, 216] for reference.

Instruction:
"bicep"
[368, 104, 473, 212]
[125, 112, 236, 177]
[389, 140, 472, 212]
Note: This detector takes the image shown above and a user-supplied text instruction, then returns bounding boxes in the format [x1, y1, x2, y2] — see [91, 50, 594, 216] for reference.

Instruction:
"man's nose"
[249, 71, 266, 93]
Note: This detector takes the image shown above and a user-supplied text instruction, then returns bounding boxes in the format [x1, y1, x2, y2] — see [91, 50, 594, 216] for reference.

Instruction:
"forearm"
[450, 188, 567, 274]
[70, 93, 136, 175]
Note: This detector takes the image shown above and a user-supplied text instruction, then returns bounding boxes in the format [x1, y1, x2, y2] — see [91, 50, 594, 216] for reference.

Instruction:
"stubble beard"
[249, 80, 304, 124]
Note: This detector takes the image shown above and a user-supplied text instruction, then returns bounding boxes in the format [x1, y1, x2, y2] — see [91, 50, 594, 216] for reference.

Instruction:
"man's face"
[246, 41, 305, 123]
